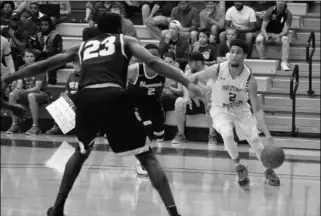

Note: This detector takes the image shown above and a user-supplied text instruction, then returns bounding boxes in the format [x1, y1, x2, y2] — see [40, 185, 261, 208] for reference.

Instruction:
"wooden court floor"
[1, 132, 320, 216]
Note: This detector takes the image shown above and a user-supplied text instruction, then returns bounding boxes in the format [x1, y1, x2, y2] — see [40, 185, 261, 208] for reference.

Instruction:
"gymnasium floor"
[1, 132, 320, 216]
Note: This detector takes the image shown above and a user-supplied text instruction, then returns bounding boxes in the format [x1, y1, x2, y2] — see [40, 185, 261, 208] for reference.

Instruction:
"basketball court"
[1, 132, 320, 216]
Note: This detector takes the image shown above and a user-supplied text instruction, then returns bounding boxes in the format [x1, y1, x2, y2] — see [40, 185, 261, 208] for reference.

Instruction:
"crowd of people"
[1, 0, 293, 145]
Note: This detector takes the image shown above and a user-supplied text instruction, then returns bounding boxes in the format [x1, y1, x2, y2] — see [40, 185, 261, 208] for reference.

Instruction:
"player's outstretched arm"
[189, 64, 219, 85]
[248, 75, 272, 138]
[124, 36, 191, 88]
[2, 45, 80, 85]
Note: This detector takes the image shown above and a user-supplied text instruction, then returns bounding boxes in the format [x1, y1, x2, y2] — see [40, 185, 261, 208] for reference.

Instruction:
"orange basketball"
[261, 145, 285, 169]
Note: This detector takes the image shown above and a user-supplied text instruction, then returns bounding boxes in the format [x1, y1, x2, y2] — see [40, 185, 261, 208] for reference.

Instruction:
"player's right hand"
[187, 83, 203, 98]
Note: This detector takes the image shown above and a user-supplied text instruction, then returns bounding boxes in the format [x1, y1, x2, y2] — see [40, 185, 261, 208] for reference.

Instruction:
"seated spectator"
[1, 35, 15, 76]
[217, 27, 238, 62]
[245, 1, 275, 30]
[86, 1, 126, 27]
[199, 1, 225, 43]
[219, 1, 257, 58]
[256, 0, 292, 71]
[46, 59, 81, 135]
[1, 12, 29, 70]
[172, 52, 217, 147]
[192, 29, 217, 66]
[22, 2, 45, 37]
[159, 20, 189, 70]
[109, 2, 137, 38]
[33, 15, 63, 84]
[162, 1, 199, 44]
[6, 49, 49, 135]
[161, 52, 183, 112]
[143, 1, 171, 40]
[0, 1, 15, 29]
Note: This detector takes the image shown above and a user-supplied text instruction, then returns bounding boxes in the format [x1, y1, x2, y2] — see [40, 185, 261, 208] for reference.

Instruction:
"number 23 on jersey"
[82, 36, 116, 61]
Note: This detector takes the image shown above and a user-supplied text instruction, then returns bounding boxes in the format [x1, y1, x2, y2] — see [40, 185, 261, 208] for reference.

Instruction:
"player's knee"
[174, 97, 184, 111]
[27, 93, 37, 102]
[281, 36, 289, 44]
[220, 124, 234, 141]
[256, 34, 264, 44]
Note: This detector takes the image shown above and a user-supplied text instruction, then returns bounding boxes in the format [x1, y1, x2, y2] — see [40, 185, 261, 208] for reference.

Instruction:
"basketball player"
[189, 39, 280, 188]
[1, 14, 201, 216]
[127, 44, 166, 176]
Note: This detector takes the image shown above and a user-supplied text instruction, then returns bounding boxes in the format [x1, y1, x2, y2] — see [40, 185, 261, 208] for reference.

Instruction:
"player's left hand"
[266, 136, 276, 145]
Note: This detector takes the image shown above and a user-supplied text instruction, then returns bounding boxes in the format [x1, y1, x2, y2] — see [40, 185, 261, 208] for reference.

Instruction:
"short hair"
[144, 44, 160, 52]
[189, 52, 205, 62]
[23, 48, 36, 57]
[226, 26, 238, 34]
[230, 39, 248, 54]
[1, 1, 15, 10]
[198, 29, 210, 38]
[82, 27, 100, 41]
[97, 13, 122, 34]
[163, 52, 176, 61]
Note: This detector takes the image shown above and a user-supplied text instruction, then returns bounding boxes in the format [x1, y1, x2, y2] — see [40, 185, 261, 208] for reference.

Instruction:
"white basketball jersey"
[211, 61, 251, 109]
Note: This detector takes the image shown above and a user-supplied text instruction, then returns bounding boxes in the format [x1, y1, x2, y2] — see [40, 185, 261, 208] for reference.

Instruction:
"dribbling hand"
[266, 136, 276, 146]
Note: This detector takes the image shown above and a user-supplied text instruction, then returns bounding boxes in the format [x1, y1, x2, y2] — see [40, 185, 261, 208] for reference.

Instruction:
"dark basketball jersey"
[127, 62, 165, 99]
[78, 33, 132, 90]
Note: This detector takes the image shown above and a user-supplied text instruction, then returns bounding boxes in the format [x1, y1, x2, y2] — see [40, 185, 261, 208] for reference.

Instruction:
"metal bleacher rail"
[306, 31, 316, 96]
[290, 64, 299, 137]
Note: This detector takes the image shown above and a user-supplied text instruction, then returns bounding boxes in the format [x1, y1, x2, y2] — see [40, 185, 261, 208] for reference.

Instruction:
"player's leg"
[234, 110, 280, 186]
[104, 92, 181, 216]
[47, 90, 100, 216]
[210, 107, 250, 188]
[152, 100, 165, 143]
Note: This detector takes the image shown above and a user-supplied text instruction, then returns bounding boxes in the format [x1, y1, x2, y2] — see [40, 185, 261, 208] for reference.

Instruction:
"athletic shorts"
[160, 93, 178, 111]
[186, 100, 206, 115]
[134, 97, 165, 140]
[16, 91, 49, 105]
[74, 87, 150, 156]
[210, 105, 259, 141]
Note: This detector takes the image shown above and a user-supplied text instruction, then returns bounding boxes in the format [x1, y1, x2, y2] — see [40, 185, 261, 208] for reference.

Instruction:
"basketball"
[261, 145, 285, 169]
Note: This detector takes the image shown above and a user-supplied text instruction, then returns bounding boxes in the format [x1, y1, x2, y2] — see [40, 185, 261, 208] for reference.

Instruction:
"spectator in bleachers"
[40, 1, 71, 24]
[192, 29, 217, 66]
[159, 20, 189, 70]
[162, 1, 199, 44]
[217, 26, 238, 62]
[46, 59, 81, 135]
[1, 12, 28, 70]
[199, 1, 225, 44]
[219, 1, 257, 58]
[33, 15, 63, 84]
[6, 49, 49, 135]
[255, 0, 292, 71]
[245, 1, 275, 30]
[143, 1, 171, 40]
[22, 2, 45, 37]
[171, 52, 217, 146]
[0, 1, 15, 29]
[161, 52, 184, 112]
[86, 1, 126, 27]
[1, 35, 15, 76]
[109, 2, 137, 38]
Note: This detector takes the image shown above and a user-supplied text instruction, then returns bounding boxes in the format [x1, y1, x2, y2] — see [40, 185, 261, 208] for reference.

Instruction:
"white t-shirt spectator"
[225, 5, 256, 30]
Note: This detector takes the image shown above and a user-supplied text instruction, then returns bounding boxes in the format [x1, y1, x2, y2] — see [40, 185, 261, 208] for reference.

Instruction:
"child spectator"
[6, 49, 49, 135]
[217, 27, 238, 62]
[46, 59, 81, 135]
[192, 29, 217, 66]
[0, 1, 15, 29]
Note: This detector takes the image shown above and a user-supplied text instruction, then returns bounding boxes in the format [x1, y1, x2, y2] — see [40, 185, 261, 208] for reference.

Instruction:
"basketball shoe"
[235, 164, 250, 189]
[265, 168, 280, 186]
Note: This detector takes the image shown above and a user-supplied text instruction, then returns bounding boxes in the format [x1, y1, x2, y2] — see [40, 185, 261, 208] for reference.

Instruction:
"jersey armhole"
[120, 34, 128, 59]
[245, 66, 253, 91]
[78, 42, 85, 65]
[214, 63, 220, 81]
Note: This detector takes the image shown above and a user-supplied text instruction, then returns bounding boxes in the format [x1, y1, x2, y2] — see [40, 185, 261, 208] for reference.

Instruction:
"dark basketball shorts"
[15, 91, 49, 105]
[74, 87, 150, 155]
[134, 97, 165, 140]
[186, 100, 206, 115]
[160, 93, 178, 111]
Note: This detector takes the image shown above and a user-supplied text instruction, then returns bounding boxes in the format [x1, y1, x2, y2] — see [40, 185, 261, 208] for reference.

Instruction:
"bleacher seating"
[1, 1, 320, 140]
